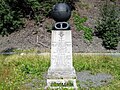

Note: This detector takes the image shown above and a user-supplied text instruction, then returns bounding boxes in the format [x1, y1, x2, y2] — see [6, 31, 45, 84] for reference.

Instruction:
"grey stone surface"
[77, 71, 113, 88]
[47, 69, 76, 79]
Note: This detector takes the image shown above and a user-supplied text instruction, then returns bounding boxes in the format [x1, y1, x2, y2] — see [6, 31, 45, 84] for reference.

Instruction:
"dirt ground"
[0, 0, 120, 53]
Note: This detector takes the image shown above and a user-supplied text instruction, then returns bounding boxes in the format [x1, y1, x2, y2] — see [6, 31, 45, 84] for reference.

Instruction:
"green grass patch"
[73, 12, 93, 41]
[0, 54, 120, 90]
[51, 81, 73, 87]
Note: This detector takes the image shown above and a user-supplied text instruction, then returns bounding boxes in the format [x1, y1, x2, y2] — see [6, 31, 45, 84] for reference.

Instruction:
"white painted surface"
[50, 30, 73, 70]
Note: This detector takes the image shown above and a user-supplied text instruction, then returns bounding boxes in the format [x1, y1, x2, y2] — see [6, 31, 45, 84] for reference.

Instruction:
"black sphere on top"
[51, 3, 71, 22]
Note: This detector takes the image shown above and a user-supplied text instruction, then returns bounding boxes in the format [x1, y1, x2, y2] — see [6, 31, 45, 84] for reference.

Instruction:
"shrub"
[0, 0, 78, 36]
[73, 12, 93, 41]
[0, 0, 23, 36]
[95, 1, 120, 49]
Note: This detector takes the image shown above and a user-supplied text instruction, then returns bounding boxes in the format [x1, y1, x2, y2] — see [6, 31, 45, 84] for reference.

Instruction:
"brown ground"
[0, 0, 120, 53]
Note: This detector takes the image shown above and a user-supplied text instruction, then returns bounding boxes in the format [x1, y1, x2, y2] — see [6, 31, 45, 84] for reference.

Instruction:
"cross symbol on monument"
[59, 31, 64, 38]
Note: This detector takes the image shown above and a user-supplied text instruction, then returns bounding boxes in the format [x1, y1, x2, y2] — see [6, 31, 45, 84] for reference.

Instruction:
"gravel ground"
[23, 71, 113, 89]
[77, 71, 113, 89]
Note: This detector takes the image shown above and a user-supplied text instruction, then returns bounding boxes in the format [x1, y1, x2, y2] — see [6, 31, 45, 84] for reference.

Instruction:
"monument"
[46, 3, 77, 89]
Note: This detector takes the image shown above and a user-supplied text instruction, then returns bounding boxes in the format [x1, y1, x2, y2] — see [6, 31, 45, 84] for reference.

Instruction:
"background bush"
[95, 1, 120, 49]
[0, 0, 23, 36]
[0, 0, 78, 36]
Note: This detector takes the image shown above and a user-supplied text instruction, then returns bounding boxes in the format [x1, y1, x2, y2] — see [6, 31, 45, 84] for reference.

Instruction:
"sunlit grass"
[0, 54, 120, 90]
[0, 54, 50, 90]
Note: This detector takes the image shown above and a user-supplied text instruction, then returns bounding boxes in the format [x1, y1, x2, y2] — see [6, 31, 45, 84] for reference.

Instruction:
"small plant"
[73, 12, 93, 41]
[51, 81, 73, 87]
[95, 1, 120, 49]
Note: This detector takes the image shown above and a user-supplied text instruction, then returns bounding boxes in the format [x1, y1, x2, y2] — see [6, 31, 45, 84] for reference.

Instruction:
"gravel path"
[77, 71, 113, 89]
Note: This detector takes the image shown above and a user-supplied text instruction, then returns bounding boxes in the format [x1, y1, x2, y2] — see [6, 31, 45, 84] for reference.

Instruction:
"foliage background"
[0, 0, 120, 52]
[95, 1, 120, 49]
[0, 0, 78, 36]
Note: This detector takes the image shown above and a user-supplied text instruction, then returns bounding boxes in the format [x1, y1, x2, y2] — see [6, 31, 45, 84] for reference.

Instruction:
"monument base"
[47, 67, 76, 79]
[45, 67, 77, 90]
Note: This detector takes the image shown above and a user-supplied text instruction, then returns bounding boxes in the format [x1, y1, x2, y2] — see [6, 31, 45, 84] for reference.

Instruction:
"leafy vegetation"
[0, 0, 24, 36]
[73, 12, 93, 41]
[95, 1, 120, 49]
[0, 54, 120, 89]
[0, 0, 78, 36]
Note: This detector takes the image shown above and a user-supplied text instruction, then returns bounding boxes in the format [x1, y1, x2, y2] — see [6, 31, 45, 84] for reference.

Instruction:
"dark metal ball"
[51, 3, 71, 22]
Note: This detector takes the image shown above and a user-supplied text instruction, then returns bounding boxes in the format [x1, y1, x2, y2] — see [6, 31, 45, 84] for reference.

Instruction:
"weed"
[73, 12, 93, 41]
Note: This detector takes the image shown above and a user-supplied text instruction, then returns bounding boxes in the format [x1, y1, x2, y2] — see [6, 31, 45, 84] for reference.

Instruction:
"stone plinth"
[46, 30, 77, 89]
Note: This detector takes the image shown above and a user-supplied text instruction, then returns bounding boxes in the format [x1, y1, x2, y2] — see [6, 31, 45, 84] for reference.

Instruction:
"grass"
[0, 54, 120, 90]
[73, 55, 120, 90]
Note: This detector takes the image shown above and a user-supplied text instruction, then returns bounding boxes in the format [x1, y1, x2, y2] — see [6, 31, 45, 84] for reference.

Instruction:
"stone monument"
[46, 3, 77, 89]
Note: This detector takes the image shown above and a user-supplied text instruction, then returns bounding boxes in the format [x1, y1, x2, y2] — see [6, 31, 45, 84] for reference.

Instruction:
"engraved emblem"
[59, 31, 64, 39]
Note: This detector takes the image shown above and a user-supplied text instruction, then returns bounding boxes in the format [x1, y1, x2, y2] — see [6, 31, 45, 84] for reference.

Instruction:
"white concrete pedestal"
[46, 30, 77, 89]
